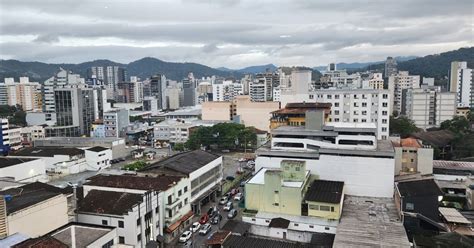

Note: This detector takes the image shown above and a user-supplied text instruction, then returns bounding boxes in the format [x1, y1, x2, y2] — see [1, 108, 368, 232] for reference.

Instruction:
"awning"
[165, 210, 194, 233]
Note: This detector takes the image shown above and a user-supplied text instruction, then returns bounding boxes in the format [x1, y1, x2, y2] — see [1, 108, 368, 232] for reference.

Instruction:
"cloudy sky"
[0, 0, 472, 68]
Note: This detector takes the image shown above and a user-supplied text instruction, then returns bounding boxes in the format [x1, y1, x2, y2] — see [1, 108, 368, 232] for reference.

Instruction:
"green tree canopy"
[185, 123, 257, 151]
[389, 116, 419, 138]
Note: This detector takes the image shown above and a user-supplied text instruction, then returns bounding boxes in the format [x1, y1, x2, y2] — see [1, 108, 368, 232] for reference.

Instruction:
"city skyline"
[0, 0, 472, 68]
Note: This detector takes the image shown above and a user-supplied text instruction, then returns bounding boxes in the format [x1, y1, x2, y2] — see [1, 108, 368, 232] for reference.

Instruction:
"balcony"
[165, 197, 180, 210]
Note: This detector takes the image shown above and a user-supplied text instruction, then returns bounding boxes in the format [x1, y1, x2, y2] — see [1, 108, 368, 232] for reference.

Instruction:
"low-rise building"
[139, 150, 223, 214]
[0, 182, 70, 238]
[104, 108, 130, 138]
[393, 137, 434, 176]
[79, 173, 192, 246]
[153, 119, 222, 145]
[269, 102, 331, 130]
[0, 157, 47, 182]
[84, 146, 112, 171]
[13, 223, 119, 248]
[19, 125, 45, 146]
[33, 137, 127, 159]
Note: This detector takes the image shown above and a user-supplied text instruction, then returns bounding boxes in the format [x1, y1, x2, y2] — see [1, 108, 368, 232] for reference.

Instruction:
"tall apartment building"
[43, 69, 84, 112]
[197, 81, 213, 103]
[212, 80, 243, 101]
[449, 61, 473, 108]
[384, 56, 398, 78]
[116, 82, 143, 103]
[312, 89, 391, 140]
[149, 74, 168, 109]
[388, 71, 420, 115]
[253, 72, 279, 101]
[321, 69, 362, 89]
[182, 74, 196, 107]
[1, 118, 10, 154]
[1, 77, 42, 111]
[280, 69, 312, 106]
[89, 66, 126, 100]
[45, 86, 97, 137]
[104, 108, 130, 138]
[165, 87, 180, 110]
[405, 87, 456, 129]
[366, 73, 384, 90]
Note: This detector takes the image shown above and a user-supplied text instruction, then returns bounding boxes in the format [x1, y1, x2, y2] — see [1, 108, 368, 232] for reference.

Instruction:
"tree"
[173, 143, 185, 152]
[440, 116, 469, 133]
[0, 105, 26, 126]
[185, 123, 257, 151]
[389, 116, 419, 138]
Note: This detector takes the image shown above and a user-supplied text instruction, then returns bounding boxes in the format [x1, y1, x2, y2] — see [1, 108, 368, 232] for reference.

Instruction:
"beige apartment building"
[202, 95, 280, 131]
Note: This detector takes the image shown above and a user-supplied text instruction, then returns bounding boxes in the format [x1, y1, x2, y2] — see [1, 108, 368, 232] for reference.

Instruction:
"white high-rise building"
[280, 69, 312, 106]
[449, 61, 473, 108]
[312, 89, 391, 140]
[388, 71, 420, 115]
[212, 80, 243, 101]
[43, 69, 84, 112]
[366, 73, 384, 90]
[406, 86, 456, 130]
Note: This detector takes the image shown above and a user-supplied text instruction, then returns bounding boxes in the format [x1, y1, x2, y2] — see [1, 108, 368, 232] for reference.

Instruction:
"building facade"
[449, 61, 473, 108]
[388, 71, 420, 115]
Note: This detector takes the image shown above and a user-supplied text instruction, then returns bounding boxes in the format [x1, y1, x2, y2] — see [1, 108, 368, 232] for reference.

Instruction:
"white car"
[190, 222, 201, 232]
[219, 197, 229, 205]
[234, 192, 243, 201]
[199, 223, 212, 235]
[179, 231, 192, 243]
[223, 202, 233, 211]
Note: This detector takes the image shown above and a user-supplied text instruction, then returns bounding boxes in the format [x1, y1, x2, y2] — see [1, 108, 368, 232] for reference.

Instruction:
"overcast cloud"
[0, 0, 472, 68]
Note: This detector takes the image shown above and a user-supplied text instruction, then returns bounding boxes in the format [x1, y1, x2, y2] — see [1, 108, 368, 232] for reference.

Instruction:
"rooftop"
[247, 167, 309, 188]
[165, 107, 201, 117]
[411, 130, 455, 147]
[11, 147, 84, 157]
[142, 150, 220, 175]
[206, 231, 232, 246]
[433, 160, 474, 170]
[397, 179, 443, 197]
[221, 220, 250, 235]
[79, 190, 143, 215]
[438, 207, 471, 225]
[86, 146, 109, 152]
[268, 217, 290, 228]
[84, 174, 183, 192]
[223, 234, 315, 248]
[13, 236, 67, 248]
[0, 157, 38, 168]
[333, 196, 410, 247]
[0, 182, 68, 214]
[305, 180, 344, 204]
[393, 137, 422, 148]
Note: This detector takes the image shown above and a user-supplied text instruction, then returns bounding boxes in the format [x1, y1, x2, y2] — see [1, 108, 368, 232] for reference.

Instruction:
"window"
[383, 94, 388, 99]
[334, 118, 340, 122]
[252, 218, 256, 221]
[382, 127, 387, 132]
[137, 234, 141, 242]
[406, 202, 415, 210]
[168, 195, 172, 204]
[178, 190, 182, 197]
[102, 220, 108, 225]
[382, 119, 387, 124]
[102, 240, 114, 248]
[118, 220, 124, 228]
[309, 225, 314, 228]
[362, 102, 367, 107]
[327, 95, 332, 99]
[334, 110, 340, 115]
[362, 111, 367, 115]
[295, 167, 300, 171]
[119, 236, 125, 244]
[382, 111, 388, 116]
[294, 223, 299, 227]
[155, 207, 159, 214]
[274, 203, 279, 206]
[353, 102, 358, 107]
[325, 227, 330, 231]
[331, 206, 335, 212]
[335, 94, 340, 99]
[382, 102, 388, 107]
[334, 102, 339, 107]
[184, 198, 188, 204]
[137, 218, 141, 226]
[274, 190, 279, 193]
[265, 220, 270, 223]
[320, 206, 330, 211]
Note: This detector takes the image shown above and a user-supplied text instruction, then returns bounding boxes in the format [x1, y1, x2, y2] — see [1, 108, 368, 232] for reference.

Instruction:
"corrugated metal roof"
[439, 207, 471, 224]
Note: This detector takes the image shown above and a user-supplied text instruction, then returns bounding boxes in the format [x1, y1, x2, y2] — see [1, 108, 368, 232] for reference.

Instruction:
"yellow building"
[245, 160, 310, 216]
[303, 180, 345, 220]
[269, 102, 331, 130]
[456, 107, 470, 118]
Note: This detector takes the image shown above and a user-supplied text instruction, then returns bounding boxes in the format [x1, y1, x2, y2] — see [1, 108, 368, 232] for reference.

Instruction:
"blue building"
[0, 118, 10, 155]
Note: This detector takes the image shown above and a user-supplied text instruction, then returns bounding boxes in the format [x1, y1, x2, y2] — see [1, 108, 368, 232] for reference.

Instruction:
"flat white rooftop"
[247, 168, 309, 188]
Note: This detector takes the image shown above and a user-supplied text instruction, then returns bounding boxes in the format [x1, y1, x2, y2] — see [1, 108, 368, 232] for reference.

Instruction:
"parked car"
[199, 214, 209, 224]
[226, 176, 235, 181]
[179, 231, 192, 243]
[199, 223, 212, 235]
[219, 197, 229, 205]
[223, 202, 233, 211]
[238, 158, 247, 162]
[227, 209, 237, 219]
[181, 240, 192, 247]
[230, 188, 239, 196]
[190, 222, 201, 232]
[234, 192, 243, 201]
[207, 206, 218, 217]
[210, 214, 222, 225]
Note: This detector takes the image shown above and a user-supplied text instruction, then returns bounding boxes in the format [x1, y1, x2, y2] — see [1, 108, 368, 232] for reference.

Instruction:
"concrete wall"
[256, 154, 394, 197]
[250, 225, 314, 243]
[88, 228, 118, 248]
[307, 201, 341, 220]
[190, 156, 223, 203]
[234, 97, 280, 131]
[8, 194, 69, 237]
[0, 159, 47, 182]
[201, 102, 231, 121]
